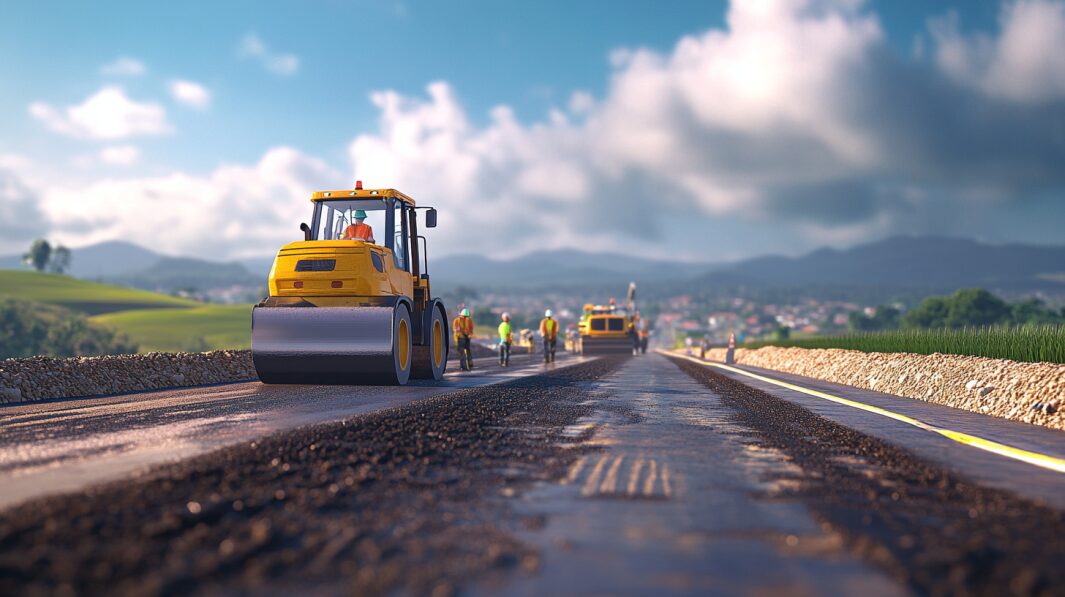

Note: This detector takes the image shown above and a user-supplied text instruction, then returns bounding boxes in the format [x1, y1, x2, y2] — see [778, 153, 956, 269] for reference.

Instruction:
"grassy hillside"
[1, 270, 250, 353]
[0, 270, 195, 315]
[92, 305, 251, 352]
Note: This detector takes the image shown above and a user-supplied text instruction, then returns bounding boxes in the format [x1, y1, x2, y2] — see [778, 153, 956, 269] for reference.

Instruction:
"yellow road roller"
[252, 182, 448, 385]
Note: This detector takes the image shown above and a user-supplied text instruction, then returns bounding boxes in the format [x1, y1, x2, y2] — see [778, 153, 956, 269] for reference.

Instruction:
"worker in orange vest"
[453, 308, 475, 371]
[342, 209, 375, 242]
[540, 309, 559, 364]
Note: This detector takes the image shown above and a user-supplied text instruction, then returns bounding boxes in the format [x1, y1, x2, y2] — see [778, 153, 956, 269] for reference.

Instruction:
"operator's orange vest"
[344, 222, 374, 241]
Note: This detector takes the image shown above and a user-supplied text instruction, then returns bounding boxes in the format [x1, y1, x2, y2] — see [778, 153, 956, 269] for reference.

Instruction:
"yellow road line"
[660, 350, 1065, 474]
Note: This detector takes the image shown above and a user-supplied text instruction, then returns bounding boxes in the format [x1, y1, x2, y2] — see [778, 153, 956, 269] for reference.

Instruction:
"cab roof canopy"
[311, 188, 416, 206]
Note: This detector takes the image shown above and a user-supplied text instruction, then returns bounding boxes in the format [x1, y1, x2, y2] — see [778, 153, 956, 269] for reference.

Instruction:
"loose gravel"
[701, 347, 1065, 430]
[0, 357, 622, 596]
[0, 351, 255, 404]
[671, 355, 1065, 597]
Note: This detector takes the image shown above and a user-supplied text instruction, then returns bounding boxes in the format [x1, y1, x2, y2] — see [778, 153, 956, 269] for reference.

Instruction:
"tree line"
[849, 288, 1065, 332]
[0, 299, 137, 359]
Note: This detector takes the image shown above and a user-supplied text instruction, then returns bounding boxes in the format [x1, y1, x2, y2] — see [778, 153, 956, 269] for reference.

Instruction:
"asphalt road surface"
[1, 353, 1063, 596]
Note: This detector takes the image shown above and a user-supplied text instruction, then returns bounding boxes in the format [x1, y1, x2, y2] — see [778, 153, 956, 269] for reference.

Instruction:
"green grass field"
[1, 270, 251, 352]
[92, 305, 252, 352]
[0, 270, 196, 315]
[746, 325, 1065, 364]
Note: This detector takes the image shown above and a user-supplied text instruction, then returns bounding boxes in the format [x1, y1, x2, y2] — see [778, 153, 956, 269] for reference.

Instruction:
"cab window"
[311, 199, 387, 243]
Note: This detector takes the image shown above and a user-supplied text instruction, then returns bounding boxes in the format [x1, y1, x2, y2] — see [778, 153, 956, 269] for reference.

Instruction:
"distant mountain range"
[0, 241, 261, 294]
[2, 236, 1062, 297]
[703, 236, 1065, 292]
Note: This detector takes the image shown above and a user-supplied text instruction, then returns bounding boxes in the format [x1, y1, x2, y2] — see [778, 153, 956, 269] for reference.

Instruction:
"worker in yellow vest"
[498, 312, 513, 367]
[540, 309, 559, 364]
[453, 308, 475, 371]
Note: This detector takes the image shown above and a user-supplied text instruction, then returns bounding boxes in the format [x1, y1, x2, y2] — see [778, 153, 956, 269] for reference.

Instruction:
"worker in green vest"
[498, 312, 513, 367]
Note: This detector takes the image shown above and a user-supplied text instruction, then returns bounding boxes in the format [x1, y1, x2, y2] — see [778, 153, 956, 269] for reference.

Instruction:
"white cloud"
[100, 56, 146, 77]
[99, 145, 140, 166]
[29, 86, 171, 140]
[40, 147, 342, 258]
[9, 0, 1065, 260]
[238, 34, 299, 76]
[930, 0, 1065, 103]
[169, 79, 211, 109]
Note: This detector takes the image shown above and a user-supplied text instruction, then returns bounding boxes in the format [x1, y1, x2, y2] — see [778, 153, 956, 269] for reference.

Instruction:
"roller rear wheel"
[412, 304, 448, 380]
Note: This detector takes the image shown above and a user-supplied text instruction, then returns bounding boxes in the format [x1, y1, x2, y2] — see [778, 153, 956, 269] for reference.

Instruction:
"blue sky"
[1, 0, 1062, 262]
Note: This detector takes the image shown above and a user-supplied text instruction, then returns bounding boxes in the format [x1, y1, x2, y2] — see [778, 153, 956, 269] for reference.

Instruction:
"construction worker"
[342, 209, 375, 242]
[498, 312, 513, 367]
[540, 309, 559, 364]
[453, 308, 474, 371]
[636, 313, 650, 355]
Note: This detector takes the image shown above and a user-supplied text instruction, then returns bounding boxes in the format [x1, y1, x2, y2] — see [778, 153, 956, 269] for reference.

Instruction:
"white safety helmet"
[502, 312, 510, 321]
[545, 309, 553, 318]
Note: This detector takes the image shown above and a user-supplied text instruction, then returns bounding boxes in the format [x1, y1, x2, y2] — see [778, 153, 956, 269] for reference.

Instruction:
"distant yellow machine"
[576, 283, 641, 355]
[252, 182, 448, 385]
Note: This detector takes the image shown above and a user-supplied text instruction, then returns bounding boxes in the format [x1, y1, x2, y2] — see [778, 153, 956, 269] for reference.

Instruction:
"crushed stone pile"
[0, 350, 256, 403]
[700, 346, 1065, 431]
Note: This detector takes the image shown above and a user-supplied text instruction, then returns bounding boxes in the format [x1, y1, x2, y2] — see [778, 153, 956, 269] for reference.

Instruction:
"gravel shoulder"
[0, 357, 622, 596]
[670, 355, 1065, 596]
[0, 351, 256, 404]
[699, 346, 1065, 431]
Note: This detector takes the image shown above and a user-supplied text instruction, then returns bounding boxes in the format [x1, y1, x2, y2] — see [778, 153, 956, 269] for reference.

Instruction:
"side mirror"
[300, 222, 312, 241]
[425, 208, 438, 228]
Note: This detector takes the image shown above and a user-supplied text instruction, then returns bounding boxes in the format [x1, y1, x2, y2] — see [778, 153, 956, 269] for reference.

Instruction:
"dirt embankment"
[0, 351, 256, 404]
[701, 346, 1065, 431]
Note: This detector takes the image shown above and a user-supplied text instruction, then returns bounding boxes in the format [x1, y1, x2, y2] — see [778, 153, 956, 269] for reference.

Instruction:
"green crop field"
[0, 270, 196, 315]
[1, 270, 251, 353]
[746, 325, 1065, 364]
[92, 305, 252, 352]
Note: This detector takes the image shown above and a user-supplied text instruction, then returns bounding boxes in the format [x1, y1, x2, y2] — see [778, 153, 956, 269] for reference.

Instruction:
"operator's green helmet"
[353, 209, 368, 219]
[461, 308, 471, 317]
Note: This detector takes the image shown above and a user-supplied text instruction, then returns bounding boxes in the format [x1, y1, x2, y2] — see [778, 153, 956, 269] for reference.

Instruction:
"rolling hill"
[0, 270, 251, 352]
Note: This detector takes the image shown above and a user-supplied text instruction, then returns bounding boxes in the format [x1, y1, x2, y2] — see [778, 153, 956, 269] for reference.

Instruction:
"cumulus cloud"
[930, 0, 1065, 103]
[100, 56, 146, 77]
[29, 86, 171, 140]
[345, 0, 1065, 255]
[40, 147, 343, 258]
[238, 34, 299, 76]
[12, 0, 1065, 260]
[99, 145, 140, 166]
[169, 79, 211, 109]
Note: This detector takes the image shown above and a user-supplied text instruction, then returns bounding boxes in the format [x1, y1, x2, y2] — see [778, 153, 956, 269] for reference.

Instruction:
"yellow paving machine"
[252, 182, 448, 385]
[576, 283, 637, 355]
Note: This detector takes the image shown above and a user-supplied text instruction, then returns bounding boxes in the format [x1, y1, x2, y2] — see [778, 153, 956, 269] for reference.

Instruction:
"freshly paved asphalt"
[0, 351, 577, 510]
[2, 351, 1064, 595]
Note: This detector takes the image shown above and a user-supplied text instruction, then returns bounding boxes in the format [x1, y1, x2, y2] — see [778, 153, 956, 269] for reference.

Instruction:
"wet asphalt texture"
[670, 356, 1065, 597]
[0, 357, 623, 596]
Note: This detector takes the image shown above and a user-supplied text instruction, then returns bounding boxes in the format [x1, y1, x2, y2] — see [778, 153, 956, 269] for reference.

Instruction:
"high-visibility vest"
[540, 318, 558, 340]
[498, 321, 512, 343]
[344, 222, 374, 242]
[453, 316, 473, 338]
